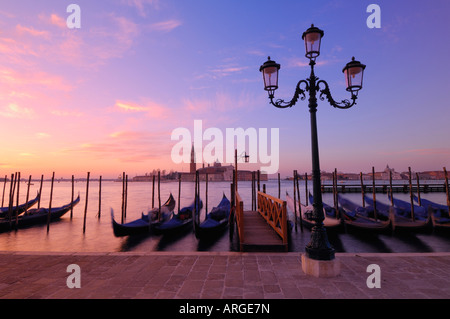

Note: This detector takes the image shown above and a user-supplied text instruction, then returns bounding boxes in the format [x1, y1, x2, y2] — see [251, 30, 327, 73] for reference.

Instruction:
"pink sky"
[1, 1, 449, 179]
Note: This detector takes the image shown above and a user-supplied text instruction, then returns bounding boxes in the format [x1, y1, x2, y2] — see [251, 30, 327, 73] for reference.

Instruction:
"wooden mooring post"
[46, 172, 55, 233]
[70, 175, 74, 219]
[83, 172, 90, 233]
[444, 167, 450, 208]
[1, 175, 6, 207]
[121, 172, 125, 223]
[38, 175, 44, 209]
[98, 175, 102, 219]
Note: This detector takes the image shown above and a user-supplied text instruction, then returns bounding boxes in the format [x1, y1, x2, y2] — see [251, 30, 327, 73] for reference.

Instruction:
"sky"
[0, 0, 449, 179]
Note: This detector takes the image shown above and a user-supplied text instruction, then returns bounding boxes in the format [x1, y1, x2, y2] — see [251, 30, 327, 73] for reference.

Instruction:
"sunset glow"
[1, 0, 449, 179]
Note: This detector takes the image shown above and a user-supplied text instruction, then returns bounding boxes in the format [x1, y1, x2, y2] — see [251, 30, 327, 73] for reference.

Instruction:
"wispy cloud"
[121, 0, 160, 17]
[64, 130, 172, 164]
[16, 24, 50, 39]
[148, 19, 182, 32]
[0, 103, 34, 119]
[114, 100, 170, 119]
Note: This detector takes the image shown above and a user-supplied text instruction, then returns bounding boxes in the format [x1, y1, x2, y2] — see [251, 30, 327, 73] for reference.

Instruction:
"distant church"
[178, 144, 267, 182]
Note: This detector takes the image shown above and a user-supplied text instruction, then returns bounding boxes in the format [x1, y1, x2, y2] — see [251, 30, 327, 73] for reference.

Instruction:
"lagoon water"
[1, 179, 450, 253]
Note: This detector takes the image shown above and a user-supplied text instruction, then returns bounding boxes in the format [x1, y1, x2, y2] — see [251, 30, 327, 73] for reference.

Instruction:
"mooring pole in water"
[70, 175, 74, 219]
[121, 172, 125, 224]
[178, 173, 181, 214]
[15, 172, 21, 228]
[98, 175, 102, 219]
[205, 173, 208, 221]
[372, 167, 377, 221]
[124, 174, 128, 220]
[293, 170, 298, 232]
[360, 172, 365, 208]
[416, 172, 421, 206]
[1, 175, 6, 207]
[444, 167, 450, 209]
[46, 172, 55, 233]
[83, 172, 90, 233]
[278, 173, 281, 199]
[296, 170, 303, 232]
[152, 175, 155, 209]
[305, 173, 309, 206]
[7, 173, 14, 227]
[389, 170, 394, 206]
[408, 167, 415, 222]
[24, 175, 31, 213]
[15, 172, 20, 208]
[38, 175, 43, 209]
[229, 182, 235, 241]
[158, 171, 161, 221]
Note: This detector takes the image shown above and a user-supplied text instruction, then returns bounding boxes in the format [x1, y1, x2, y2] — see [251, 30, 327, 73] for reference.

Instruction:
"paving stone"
[0, 251, 449, 299]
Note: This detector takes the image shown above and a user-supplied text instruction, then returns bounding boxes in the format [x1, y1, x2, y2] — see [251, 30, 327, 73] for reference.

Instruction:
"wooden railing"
[235, 191, 244, 246]
[257, 191, 288, 245]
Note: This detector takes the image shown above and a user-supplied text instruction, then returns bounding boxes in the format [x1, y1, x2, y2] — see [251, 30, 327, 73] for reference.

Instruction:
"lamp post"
[260, 24, 366, 261]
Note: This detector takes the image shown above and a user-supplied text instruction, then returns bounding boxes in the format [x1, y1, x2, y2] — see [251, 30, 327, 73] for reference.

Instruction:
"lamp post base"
[305, 225, 335, 261]
[301, 254, 341, 278]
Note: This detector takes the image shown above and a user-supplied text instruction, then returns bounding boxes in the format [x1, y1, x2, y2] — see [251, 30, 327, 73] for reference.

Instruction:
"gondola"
[111, 193, 175, 237]
[286, 193, 341, 230]
[0, 192, 40, 218]
[0, 195, 80, 232]
[152, 196, 202, 235]
[364, 194, 431, 231]
[195, 194, 230, 239]
[337, 195, 392, 232]
[413, 195, 450, 230]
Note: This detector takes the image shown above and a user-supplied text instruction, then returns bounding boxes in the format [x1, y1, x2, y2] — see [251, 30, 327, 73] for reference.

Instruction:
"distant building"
[132, 145, 268, 182]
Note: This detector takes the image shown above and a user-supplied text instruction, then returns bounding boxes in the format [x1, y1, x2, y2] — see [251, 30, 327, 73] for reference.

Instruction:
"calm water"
[1, 179, 450, 253]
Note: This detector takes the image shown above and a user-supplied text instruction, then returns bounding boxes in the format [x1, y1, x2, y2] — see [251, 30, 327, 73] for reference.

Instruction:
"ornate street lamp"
[260, 24, 366, 261]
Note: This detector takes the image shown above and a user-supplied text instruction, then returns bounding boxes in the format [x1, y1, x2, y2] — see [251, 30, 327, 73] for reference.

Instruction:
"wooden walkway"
[234, 191, 288, 252]
[239, 210, 287, 252]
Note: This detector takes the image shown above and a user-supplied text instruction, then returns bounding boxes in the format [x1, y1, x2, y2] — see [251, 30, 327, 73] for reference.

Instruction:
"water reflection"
[0, 179, 449, 254]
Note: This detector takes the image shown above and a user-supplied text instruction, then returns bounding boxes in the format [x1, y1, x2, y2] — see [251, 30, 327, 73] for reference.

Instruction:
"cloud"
[121, 0, 160, 17]
[51, 109, 84, 117]
[148, 19, 182, 32]
[16, 24, 50, 39]
[36, 132, 51, 139]
[39, 13, 67, 29]
[65, 130, 172, 163]
[114, 100, 169, 119]
[0, 68, 73, 92]
[0, 103, 34, 119]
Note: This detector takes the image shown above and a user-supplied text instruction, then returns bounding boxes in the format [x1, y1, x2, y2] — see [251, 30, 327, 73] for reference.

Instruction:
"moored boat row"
[111, 193, 232, 241]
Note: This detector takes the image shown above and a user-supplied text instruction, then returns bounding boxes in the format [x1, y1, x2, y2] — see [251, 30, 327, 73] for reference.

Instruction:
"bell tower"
[190, 143, 196, 174]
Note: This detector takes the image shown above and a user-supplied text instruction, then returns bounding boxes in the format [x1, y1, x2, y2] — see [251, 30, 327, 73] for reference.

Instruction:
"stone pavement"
[0, 251, 449, 299]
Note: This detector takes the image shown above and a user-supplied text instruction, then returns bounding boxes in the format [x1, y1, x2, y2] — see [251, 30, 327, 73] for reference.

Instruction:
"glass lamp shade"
[259, 57, 280, 95]
[302, 24, 324, 60]
[342, 57, 366, 93]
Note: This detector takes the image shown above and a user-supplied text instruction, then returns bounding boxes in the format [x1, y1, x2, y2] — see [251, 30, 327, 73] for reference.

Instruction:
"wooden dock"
[239, 210, 287, 252]
[234, 191, 288, 252]
[321, 183, 448, 194]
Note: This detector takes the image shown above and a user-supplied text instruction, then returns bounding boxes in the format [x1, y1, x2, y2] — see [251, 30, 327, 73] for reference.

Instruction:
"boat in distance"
[111, 193, 175, 237]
